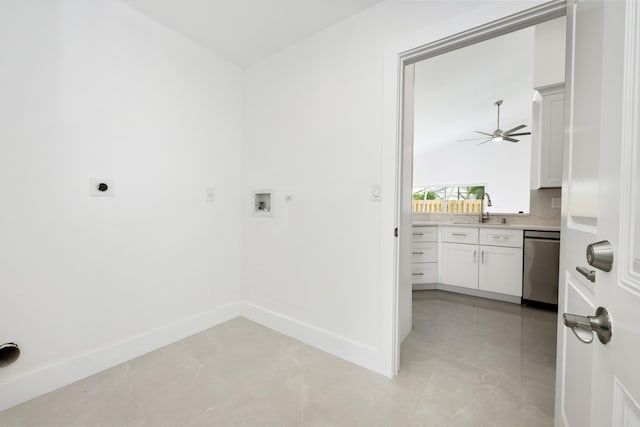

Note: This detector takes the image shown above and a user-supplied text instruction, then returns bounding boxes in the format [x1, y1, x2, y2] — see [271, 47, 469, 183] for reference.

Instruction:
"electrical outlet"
[205, 187, 215, 202]
[89, 178, 114, 197]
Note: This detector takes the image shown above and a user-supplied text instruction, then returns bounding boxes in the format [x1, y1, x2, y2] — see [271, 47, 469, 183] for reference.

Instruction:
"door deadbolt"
[563, 307, 612, 345]
[586, 240, 613, 272]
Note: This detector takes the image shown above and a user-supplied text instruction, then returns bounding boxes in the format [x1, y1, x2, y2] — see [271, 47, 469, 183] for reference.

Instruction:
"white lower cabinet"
[438, 226, 524, 299]
[412, 226, 438, 286]
[440, 242, 479, 289]
[478, 245, 523, 297]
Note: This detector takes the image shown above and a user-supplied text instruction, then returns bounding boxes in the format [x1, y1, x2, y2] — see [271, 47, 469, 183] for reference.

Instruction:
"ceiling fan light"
[492, 136, 503, 142]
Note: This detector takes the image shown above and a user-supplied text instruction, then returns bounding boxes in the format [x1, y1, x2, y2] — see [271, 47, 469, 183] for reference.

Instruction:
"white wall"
[0, 0, 551, 408]
[412, 26, 535, 214]
[0, 0, 244, 409]
[413, 139, 532, 214]
[534, 16, 567, 88]
[412, 26, 535, 155]
[242, 0, 543, 374]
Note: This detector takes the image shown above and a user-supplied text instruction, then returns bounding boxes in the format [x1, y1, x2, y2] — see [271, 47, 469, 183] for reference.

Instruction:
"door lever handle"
[576, 266, 596, 282]
[563, 307, 612, 344]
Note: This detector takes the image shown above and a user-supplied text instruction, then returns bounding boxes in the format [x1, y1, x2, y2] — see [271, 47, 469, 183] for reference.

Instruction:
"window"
[412, 185, 486, 214]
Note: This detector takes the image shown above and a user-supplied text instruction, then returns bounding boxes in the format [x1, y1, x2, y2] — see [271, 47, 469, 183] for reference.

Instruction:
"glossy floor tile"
[0, 291, 557, 426]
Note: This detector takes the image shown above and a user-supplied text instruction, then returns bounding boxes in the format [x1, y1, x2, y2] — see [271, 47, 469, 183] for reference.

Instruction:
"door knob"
[563, 307, 612, 344]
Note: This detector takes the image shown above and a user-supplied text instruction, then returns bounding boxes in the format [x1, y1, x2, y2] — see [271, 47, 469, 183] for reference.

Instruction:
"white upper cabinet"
[531, 83, 565, 189]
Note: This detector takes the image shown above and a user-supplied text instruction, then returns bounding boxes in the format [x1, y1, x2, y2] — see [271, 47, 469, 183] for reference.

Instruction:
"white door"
[397, 63, 415, 352]
[555, 0, 640, 425]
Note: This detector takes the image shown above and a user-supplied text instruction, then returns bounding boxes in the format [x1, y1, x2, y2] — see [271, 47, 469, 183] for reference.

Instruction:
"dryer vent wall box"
[89, 178, 114, 197]
[253, 191, 273, 216]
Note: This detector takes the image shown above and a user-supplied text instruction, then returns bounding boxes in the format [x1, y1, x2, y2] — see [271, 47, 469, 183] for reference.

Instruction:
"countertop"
[413, 221, 560, 232]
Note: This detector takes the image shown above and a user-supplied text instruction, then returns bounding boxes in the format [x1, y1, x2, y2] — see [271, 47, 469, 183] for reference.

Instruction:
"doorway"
[392, 0, 567, 381]
[390, 0, 640, 424]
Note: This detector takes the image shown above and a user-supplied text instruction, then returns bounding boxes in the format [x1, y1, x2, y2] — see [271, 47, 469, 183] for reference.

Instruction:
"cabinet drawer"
[412, 263, 438, 284]
[411, 242, 438, 263]
[412, 226, 438, 242]
[480, 228, 523, 248]
[440, 227, 479, 244]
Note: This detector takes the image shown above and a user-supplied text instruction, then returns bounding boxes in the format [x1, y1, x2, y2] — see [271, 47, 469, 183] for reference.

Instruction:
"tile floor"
[0, 291, 557, 426]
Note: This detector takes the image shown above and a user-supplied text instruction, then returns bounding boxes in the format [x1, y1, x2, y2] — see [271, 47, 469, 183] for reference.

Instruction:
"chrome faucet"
[479, 192, 492, 223]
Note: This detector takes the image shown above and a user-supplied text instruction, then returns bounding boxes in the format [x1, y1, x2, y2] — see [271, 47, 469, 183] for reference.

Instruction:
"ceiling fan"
[459, 99, 531, 145]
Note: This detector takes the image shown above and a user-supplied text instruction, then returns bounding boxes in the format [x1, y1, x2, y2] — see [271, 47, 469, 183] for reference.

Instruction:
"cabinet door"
[479, 245, 523, 297]
[531, 83, 565, 189]
[440, 242, 478, 289]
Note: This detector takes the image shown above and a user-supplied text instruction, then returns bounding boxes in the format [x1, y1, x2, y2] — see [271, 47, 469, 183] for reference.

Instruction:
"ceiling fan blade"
[474, 131, 494, 137]
[507, 132, 531, 136]
[476, 139, 493, 145]
[504, 124, 526, 134]
[503, 136, 519, 143]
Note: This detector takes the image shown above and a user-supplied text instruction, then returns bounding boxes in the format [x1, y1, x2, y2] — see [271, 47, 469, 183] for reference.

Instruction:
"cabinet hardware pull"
[482, 251, 485, 264]
[412, 233, 424, 236]
[412, 273, 424, 276]
[452, 233, 467, 237]
[473, 250, 477, 263]
[412, 252, 424, 255]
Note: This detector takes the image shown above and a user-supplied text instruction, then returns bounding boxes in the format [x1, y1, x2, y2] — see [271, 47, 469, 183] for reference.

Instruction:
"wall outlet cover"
[205, 187, 215, 202]
[371, 184, 381, 201]
[551, 197, 561, 208]
[89, 178, 114, 197]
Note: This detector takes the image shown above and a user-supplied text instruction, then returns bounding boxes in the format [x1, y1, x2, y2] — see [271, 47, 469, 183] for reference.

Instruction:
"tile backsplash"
[413, 188, 562, 227]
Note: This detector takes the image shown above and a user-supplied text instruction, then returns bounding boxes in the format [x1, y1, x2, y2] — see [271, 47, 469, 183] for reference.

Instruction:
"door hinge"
[394, 227, 398, 237]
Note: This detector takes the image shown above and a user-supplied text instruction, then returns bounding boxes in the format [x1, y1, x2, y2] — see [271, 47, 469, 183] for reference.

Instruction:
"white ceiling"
[413, 25, 536, 155]
[120, 0, 383, 66]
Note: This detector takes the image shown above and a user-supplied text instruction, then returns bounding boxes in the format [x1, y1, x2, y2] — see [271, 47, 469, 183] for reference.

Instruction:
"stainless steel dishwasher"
[523, 230, 561, 308]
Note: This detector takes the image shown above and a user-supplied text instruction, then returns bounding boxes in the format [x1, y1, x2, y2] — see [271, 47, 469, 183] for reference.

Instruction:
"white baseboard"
[1, 301, 387, 412]
[412, 283, 437, 291]
[239, 302, 383, 375]
[413, 283, 522, 304]
[0, 302, 240, 412]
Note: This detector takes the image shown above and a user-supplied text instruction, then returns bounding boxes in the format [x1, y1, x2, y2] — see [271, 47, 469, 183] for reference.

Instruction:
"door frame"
[386, 0, 567, 375]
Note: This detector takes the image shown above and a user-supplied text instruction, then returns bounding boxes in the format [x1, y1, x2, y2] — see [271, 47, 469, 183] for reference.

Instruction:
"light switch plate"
[371, 185, 381, 201]
[89, 178, 114, 197]
[551, 197, 561, 208]
[205, 187, 215, 202]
